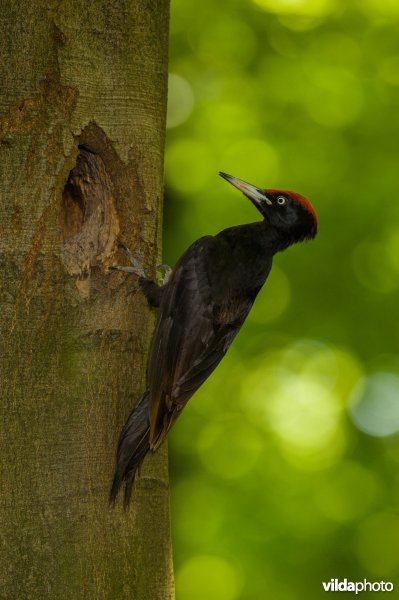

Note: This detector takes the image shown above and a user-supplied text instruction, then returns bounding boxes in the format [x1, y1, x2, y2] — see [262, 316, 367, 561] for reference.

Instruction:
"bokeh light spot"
[167, 74, 195, 128]
[266, 377, 339, 449]
[243, 341, 362, 468]
[176, 555, 242, 600]
[349, 372, 399, 437]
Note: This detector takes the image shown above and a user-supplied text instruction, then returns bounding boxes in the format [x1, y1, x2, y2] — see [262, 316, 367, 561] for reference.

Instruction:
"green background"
[163, 0, 399, 597]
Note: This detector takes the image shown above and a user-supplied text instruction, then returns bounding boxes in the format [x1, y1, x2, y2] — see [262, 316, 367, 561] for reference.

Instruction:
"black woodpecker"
[110, 172, 318, 505]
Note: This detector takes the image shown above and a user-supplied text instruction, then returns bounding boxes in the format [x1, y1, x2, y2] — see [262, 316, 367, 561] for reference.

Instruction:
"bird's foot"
[110, 243, 146, 278]
[157, 264, 172, 285]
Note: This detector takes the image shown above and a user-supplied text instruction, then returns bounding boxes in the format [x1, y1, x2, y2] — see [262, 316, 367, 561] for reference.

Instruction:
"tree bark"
[0, 1, 174, 599]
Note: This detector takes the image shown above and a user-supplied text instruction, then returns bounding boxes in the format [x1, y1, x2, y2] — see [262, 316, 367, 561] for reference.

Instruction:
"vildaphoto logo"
[322, 579, 394, 594]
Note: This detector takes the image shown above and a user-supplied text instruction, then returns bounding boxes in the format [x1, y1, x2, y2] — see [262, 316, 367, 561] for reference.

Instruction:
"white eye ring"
[277, 196, 286, 205]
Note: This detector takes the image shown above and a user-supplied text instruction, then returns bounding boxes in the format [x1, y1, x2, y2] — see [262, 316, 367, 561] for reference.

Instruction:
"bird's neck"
[245, 221, 295, 255]
[217, 221, 298, 256]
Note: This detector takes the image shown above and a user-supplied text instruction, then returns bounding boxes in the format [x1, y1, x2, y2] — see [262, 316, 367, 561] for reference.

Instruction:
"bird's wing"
[148, 235, 252, 448]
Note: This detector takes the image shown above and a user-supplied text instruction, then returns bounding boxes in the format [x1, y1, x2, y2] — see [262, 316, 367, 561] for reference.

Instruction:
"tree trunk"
[0, 1, 174, 599]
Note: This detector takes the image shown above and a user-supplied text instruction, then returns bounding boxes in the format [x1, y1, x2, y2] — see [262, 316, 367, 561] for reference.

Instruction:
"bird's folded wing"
[148, 235, 250, 448]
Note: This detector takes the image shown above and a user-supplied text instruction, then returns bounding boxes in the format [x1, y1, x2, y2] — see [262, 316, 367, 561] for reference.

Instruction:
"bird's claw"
[110, 243, 146, 278]
[157, 264, 172, 285]
[110, 244, 171, 285]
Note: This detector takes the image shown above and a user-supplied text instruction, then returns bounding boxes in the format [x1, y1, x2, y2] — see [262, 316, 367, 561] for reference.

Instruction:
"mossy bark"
[0, 1, 174, 599]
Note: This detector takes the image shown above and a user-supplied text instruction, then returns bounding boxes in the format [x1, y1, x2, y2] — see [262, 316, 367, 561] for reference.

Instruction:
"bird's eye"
[277, 196, 286, 205]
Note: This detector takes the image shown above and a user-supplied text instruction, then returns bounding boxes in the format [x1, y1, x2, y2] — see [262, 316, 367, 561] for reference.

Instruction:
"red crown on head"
[266, 189, 318, 228]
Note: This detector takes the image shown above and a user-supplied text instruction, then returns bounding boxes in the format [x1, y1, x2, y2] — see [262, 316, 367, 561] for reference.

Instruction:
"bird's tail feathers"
[110, 391, 150, 507]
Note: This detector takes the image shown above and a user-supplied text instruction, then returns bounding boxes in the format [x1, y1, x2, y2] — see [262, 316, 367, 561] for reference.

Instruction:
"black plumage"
[110, 172, 318, 505]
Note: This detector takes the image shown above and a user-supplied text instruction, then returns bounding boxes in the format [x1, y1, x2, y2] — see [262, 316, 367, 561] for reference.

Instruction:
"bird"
[110, 172, 318, 505]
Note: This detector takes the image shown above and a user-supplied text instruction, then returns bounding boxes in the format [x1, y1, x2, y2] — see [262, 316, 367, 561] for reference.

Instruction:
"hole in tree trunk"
[61, 144, 120, 296]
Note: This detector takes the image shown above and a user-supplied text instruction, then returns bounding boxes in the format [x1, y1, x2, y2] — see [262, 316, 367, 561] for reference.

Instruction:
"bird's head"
[220, 172, 318, 244]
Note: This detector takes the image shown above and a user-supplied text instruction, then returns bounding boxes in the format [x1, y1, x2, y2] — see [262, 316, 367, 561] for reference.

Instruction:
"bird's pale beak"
[219, 172, 272, 211]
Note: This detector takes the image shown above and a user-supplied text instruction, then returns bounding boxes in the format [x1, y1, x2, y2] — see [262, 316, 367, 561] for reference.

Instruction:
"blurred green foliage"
[163, 0, 399, 597]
